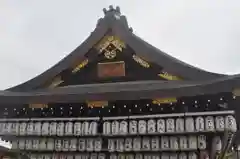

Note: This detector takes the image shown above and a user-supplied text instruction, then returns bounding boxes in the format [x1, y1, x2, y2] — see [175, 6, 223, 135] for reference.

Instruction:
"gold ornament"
[132, 54, 150, 68]
[104, 50, 117, 59]
[48, 76, 64, 88]
[152, 97, 177, 104]
[95, 36, 125, 59]
[72, 59, 89, 73]
[158, 71, 180, 80]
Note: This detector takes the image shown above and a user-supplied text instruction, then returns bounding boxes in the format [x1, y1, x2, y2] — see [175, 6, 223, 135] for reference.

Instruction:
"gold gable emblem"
[95, 36, 125, 59]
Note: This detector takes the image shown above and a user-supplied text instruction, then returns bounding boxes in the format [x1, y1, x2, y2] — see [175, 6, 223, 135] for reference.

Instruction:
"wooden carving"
[95, 36, 125, 59]
[98, 61, 125, 78]
[158, 71, 181, 80]
[29, 104, 48, 108]
[87, 101, 108, 108]
[48, 76, 64, 88]
[72, 58, 89, 74]
[152, 97, 177, 104]
[132, 54, 150, 68]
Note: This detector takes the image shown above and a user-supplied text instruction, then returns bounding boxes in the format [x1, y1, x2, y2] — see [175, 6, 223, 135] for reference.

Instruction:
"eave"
[0, 74, 240, 104]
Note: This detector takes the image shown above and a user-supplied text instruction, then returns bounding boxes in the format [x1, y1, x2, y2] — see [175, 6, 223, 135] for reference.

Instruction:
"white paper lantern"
[29, 154, 37, 159]
[110, 154, 117, 159]
[63, 139, 69, 151]
[125, 154, 134, 159]
[142, 137, 150, 151]
[135, 154, 143, 159]
[152, 155, 160, 159]
[6, 123, 12, 134]
[169, 136, 179, 150]
[65, 122, 73, 136]
[188, 152, 197, 159]
[111, 121, 120, 135]
[38, 155, 44, 159]
[205, 116, 215, 132]
[57, 122, 64, 136]
[94, 138, 102, 151]
[89, 121, 98, 135]
[11, 140, 18, 150]
[90, 153, 97, 159]
[81, 122, 89, 135]
[25, 139, 32, 150]
[108, 139, 115, 152]
[103, 121, 111, 135]
[143, 154, 151, 159]
[147, 119, 156, 134]
[161, 136, 169, 150]
[32, 139, 39, 150]
[78, 139, 86, 151]
[157, 119, 165, 133]
[213, 136, 222, 151]
[18, 139, 25, 150]
[116, 139, 124, 152]
[215, 116, 225, 131]
[133, 138, 141, 151]
[50, 122, 57, 136]
[138, 120, 147, 134]
[11, 122, 19, 135]
[27, 122, 34, 135]
[33, 122, 41, 135]
[46, 138, 54, 150]
[166, 118, 175, 133]
[42, 122, 49, 136]
[195, 117, 205, 132]
[225, 115, 237, 132]
[129, 120, 137, 134]
[69, 138, 77, 151]
[44, 155, 51, 159]
[74, 122, 82, 136]
[19, 122, 27, 136]
[98, 153, 106, 159]
[185, 117, 195, 132]
[176, 118, 184, 132]
[59, 154, 66, 159]
[119, 121, 128, 135]
[188, 136, 197, 149]
[179, 136, 188, 150]
[54, 139, 62, 151]
[198, 135, 206, 150]
[0, 122, 4, 135]
[151, 137, 160, 151]
[118, 154, 125, 159]
[161, 153, 169, 159]
[39, 138, 47, 150]
[179, 153, 187, 159]
[169, 154, 177, 159]
[124, 138, 132, 151]
[86, 138, 94, 151]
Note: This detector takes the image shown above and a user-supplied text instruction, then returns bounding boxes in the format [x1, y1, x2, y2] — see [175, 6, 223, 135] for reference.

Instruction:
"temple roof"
[8, 5, 226, 92]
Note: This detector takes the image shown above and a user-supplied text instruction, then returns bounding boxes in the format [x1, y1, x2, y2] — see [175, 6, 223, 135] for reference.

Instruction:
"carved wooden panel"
[98, 61, 125, 78]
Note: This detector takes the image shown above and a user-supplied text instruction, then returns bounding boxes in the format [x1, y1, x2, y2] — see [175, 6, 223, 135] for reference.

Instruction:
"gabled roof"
[8, 5, 226, 92]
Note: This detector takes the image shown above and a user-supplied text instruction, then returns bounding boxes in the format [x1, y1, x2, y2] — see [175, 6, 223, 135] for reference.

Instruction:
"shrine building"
[0, 5, 239, 159]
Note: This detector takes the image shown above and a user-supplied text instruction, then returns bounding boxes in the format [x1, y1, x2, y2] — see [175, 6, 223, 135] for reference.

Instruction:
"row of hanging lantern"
[107, 135, 209, 152]
[0, 121, 98, 136]
[28, 153, 106, 159]
[28, 152, 203, 159]
[11, 138, 102, 151]
[103, 115, 237, 135]
[0, 115, 236, 136]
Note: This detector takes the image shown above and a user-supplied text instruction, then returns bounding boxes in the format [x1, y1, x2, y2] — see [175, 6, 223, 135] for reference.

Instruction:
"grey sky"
[0, 0, 240, 90]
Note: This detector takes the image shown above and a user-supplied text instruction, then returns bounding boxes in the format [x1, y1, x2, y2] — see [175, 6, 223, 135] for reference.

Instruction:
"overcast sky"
[0, 0, 240, 90]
